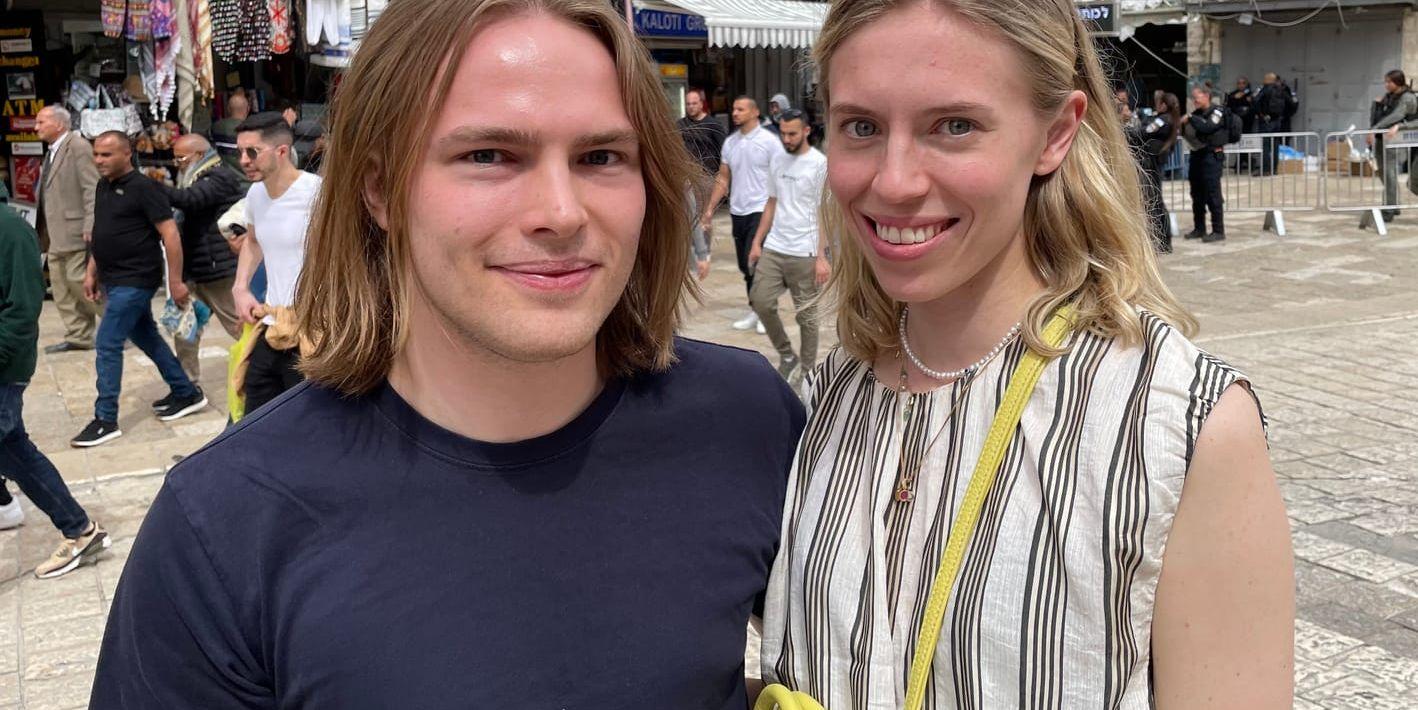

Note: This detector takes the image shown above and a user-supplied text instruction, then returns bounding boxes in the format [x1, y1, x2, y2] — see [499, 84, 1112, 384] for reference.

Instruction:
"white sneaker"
[756, 321, 767, 335]
[0, 498, 23, 530]
[733, 312, 760, 331]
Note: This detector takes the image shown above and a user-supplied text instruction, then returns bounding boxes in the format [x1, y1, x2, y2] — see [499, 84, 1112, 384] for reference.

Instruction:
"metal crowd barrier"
[1161, 131, 1322, 238]
[1321, 127, 1418, 236]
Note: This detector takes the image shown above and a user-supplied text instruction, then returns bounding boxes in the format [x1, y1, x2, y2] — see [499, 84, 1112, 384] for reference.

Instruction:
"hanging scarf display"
[270, 0, 293, 54]
[175, 0, 197, 128]
[191, 0, 215, 98]
[212, 0, 270, 63]
[151, 0, 176, 39]
[153, 34, 181, 120]
[102, 0, 127, 37]
[102, 0, 155, 41]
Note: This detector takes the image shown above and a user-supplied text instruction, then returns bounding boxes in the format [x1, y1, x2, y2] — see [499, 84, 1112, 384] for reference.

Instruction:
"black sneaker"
[1182, 229, 1205, 240]
[155, 388, 208, 422]
[71, 419, 122, 448]
[151, 392, 174, 414]
[1202, 232, 1227, 243]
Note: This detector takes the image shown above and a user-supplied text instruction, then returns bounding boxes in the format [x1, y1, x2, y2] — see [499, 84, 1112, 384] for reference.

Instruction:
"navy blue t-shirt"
[91, 339, 805, 709]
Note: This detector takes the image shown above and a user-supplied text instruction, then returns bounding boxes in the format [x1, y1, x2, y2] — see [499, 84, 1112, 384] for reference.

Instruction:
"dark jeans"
[730, 212, 763, 301]
[1189, 150, 1225, 234]
[244, 336, 303, 414]
[1256, 118, 1282, 174]
[0, 384, 89, 538]
[95, 286, 197, 423]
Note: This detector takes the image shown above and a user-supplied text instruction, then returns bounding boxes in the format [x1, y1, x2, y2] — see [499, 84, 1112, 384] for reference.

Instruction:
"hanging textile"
[212, 0, 270, 62]
[175, 0, 198, 127]
[151, 0, 176, 39]
[102, 0, 127, 37]
[102, 0, 156, 41]
[153, 34, 181, 120]
[138, 41, 162, 115]
[270, 0, 294, 54]
[191, 0, 215, 99]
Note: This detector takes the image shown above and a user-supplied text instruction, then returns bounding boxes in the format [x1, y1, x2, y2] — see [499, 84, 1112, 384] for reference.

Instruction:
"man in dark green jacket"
[0, 202, 109, 579]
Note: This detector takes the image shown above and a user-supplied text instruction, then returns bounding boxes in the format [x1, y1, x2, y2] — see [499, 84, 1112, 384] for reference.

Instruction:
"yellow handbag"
[755, 306, 1074, 710]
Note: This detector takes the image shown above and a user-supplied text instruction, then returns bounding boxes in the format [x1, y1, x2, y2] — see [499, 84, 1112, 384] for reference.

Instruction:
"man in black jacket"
[154, 134, 247, 380]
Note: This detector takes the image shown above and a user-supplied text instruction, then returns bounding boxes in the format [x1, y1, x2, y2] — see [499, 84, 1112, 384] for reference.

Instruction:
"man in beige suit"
[36, 106, 101, 353]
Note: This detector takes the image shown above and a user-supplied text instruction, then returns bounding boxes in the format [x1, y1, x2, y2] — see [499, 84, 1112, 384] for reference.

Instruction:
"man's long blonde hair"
[816, 0, 1195, 363]
[296, 0, 697, 395]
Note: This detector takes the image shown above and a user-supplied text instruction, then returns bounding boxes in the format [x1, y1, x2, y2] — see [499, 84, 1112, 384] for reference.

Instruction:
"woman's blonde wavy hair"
[296, 0, 697, 395]
[816, 0, 1196, 363]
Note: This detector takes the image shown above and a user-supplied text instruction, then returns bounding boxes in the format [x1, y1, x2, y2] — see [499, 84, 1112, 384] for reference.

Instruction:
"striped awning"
[654, 0, 828, 49]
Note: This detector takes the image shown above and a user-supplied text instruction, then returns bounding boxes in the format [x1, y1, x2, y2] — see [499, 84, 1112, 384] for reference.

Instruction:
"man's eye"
[842, 120, 878, 139]
[582, 150, 621, 166]
[467, 149, 503, 164]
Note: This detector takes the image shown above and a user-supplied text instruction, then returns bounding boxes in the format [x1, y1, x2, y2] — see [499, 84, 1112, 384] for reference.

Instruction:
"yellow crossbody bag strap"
[755, 305, 1074, 710]
[901, 305, 1074, 710]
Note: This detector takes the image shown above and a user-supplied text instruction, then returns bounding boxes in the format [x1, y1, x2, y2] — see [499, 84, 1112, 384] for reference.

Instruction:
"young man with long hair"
[92, 1, 802, 706]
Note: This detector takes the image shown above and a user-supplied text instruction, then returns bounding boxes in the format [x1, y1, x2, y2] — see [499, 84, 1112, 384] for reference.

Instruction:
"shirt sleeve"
[91, 483, 275, 709]
[243, 184, 258, 226]
[137, 179, 174, 225]
[766, 154, 781, 199]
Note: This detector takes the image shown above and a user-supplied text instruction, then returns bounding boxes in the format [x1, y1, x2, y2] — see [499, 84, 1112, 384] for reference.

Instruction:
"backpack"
[1226, 109, 1243, 144]
[1263, 87, 1287, 118]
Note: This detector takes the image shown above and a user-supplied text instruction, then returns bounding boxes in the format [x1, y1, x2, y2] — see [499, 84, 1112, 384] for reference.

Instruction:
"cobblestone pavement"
[4, 208, 1418, 707]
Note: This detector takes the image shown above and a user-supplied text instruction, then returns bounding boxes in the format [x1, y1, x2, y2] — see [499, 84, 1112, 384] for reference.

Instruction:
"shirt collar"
[49, 130, 70, 154]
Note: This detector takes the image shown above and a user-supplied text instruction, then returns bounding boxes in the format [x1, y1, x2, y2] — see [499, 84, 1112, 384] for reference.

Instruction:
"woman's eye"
[843, 120, 879, 139]
[467, 149, 503, 164]
[940, 119, 974, 137]
[582, 150, 621, 166]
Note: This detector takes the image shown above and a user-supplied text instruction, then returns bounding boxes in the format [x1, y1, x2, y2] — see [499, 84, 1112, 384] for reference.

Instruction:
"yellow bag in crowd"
[753, 307, 1074, 710]
[226, 323, 262, 423]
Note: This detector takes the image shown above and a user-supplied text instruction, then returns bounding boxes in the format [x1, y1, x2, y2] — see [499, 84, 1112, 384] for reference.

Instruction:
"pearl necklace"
[898, 306, 1022, 381]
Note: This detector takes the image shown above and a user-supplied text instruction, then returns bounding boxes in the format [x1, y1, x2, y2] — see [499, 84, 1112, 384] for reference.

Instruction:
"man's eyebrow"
[435, 126, 639, 150]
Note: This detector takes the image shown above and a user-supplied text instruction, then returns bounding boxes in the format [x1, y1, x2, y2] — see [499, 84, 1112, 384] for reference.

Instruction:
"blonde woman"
[759, 1, 1293, 708]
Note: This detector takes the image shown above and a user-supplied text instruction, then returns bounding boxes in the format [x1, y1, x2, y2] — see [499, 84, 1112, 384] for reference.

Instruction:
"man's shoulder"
[654, 338, 800, 414]
[164, 383, 369, 496]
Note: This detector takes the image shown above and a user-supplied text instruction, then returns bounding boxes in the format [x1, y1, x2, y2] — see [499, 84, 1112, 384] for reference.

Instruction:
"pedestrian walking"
[1370, 70, 1417, 222]
[71, 132, 207, 448]
[677, 87, 726, 181]
[230, 113, 320, 414]
[92, 1, 803, 706]
[1183, 85, 1231, 243]
[758, 2, 1292, 708]
[702, 96, 781, 334]
[747, 109, 829, 382]
[211, 90, 252, 174]
[152, 133, 247, 381]
[766, 92, 792, 134]
[34, 106, 101, 355]
[0, 200, 111, 578]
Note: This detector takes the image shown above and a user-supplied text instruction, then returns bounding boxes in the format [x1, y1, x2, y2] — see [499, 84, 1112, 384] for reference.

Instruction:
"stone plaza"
[3, 207, 1418, 708]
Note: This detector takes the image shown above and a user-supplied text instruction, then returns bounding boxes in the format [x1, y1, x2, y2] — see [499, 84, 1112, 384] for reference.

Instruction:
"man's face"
[779, 118, 808, 154]
[1114, 90, 1128, 108]
[92, 136, 132, 179]
[1237, 79, 1249, 90]
[1264, 75, 1277, 87]
[173, 141, 204, 177]
[769, 101, 781, 117]
[394, 13, 646, 366]
[35, 110, 62, 143]
[236, 132, 285, 181]
[731, 99, 758, 128]
[686, 91, 704, 119]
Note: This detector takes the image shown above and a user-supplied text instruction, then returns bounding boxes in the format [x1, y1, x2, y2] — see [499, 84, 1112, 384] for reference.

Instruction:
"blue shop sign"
[635, 8, 707, 39]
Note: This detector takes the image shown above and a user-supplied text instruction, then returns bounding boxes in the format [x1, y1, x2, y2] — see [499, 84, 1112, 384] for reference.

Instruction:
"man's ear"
[1035, 90, 1088, 177]
[363, 157, 390, 231]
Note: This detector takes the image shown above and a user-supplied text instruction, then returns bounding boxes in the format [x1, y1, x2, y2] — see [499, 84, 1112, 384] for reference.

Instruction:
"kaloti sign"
[1076, 1, 1121, 37]
[634, 8, 708, 40]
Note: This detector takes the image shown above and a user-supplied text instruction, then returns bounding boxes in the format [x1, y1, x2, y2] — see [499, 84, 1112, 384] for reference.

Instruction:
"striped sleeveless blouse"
[760, 313, 1254, 709]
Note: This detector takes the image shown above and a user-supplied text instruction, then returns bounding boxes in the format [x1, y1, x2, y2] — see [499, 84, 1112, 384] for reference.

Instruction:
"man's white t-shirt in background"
[764, 147, 827, 258]
[244, 171, 322, 325]
[720, 125, 782, 216]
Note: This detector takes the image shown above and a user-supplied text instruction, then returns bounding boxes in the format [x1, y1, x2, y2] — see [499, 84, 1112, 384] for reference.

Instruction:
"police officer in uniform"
[1182, 85, 1229, 243]
[1132, 91, 1181, 253]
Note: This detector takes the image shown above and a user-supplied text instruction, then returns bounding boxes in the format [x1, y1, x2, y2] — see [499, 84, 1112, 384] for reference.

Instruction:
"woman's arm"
[1152, 384, 1294, 709]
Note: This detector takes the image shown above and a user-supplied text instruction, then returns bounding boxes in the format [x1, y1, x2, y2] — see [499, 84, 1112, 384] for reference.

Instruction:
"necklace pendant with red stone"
[895, 487, 914, 503]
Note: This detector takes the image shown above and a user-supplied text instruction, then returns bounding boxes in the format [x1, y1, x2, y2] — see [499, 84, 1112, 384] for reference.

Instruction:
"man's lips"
[491, 260, 600, 293]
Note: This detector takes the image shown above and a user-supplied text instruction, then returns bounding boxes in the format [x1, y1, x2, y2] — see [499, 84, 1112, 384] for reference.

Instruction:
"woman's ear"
[1035, 90, 1088, 177]
[363, 157, 390, 231]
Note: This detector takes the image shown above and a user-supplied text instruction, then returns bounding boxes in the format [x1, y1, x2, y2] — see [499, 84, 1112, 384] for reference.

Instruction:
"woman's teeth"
[875, 222, 946, 245]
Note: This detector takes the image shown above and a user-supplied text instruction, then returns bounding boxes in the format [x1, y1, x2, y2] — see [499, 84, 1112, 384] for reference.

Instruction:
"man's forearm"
[752, 200, 777, 249]
[233, 232, 262, 292]
[158, 224, 184, 288]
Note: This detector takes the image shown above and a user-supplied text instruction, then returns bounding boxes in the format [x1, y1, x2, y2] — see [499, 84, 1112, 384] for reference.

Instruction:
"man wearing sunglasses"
[232, 113, 321, 413]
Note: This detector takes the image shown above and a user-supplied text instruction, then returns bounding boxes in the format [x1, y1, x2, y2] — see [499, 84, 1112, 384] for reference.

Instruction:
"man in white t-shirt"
[701, 96, 781, 333]
[747, 111, 829, 382]
[231, 112, 323, 414]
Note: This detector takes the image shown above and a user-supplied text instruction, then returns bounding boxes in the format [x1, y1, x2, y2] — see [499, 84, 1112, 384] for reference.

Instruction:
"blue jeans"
[95, 286, 197, 423]
[250, 263, 268, 303]
[0, 384, 88, 538]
